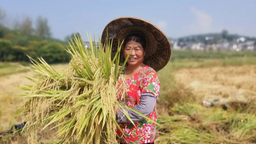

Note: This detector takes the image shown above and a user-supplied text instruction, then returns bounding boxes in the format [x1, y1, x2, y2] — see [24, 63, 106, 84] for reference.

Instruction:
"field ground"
[0, 61, 256, 143]
[156, 63, 256, 143]
[174, 65, 256, 105]
[0, 64, 68, 132]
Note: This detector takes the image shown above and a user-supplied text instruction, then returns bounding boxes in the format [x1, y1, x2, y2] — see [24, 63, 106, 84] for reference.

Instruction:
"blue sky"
[1, 0, 256, 41]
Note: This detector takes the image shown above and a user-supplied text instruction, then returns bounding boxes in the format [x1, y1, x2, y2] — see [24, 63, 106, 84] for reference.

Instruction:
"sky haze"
[1, 0, 256, 41]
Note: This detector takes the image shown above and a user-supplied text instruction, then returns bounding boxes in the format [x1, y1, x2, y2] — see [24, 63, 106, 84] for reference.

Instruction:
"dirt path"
[174, 65, 256, 105]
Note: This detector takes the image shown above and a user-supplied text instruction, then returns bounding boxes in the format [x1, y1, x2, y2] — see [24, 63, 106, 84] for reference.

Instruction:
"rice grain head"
[20, 34, 127, 144]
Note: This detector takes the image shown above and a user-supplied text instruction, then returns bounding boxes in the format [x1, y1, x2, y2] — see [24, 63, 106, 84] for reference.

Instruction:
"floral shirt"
[116, 65, 160, 144]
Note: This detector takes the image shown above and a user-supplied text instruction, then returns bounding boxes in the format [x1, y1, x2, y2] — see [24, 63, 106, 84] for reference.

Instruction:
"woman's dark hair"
[123, 33, 146, 50]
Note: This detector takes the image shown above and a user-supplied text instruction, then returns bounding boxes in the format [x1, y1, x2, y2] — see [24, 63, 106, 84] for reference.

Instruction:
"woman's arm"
[117, 92, 156, 123]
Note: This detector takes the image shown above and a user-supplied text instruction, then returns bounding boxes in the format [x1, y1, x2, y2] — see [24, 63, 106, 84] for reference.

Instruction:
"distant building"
[168, 37, 256, 52]
[254, 41, 256, 52]
[216, 42, 230, 51]
[84, 41, 100, 49]
[191, 43, 204, 50]
[244, 41, 255, 51]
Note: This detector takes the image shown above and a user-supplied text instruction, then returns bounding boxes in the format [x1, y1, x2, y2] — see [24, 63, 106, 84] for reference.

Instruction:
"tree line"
[0, 7, 70, 63]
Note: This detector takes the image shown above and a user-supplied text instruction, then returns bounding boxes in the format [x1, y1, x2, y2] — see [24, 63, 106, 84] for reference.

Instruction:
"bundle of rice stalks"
[20, 35, 129, 143]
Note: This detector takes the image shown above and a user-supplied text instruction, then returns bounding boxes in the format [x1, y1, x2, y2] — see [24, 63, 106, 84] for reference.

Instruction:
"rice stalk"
[20, 34, 129, 143]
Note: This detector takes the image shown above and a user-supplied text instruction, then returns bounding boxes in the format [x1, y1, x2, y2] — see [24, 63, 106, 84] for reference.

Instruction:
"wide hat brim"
[101, 17, 171, 71]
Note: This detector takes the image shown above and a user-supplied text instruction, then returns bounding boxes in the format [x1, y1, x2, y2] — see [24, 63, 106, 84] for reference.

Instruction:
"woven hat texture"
[101, 17, 171, 71]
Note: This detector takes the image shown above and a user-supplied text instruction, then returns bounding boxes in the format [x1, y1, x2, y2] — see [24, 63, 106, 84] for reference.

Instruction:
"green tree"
[221, 30, 228, 40]
[35, 16, 51, 38]
[0, 7, 6, 26]
[20, 17, 34, 35]
[16, 37, 29, 46]
[64, 32, 80, 43]
[12, 18, 21, 30]
[0, 39, 12, 61]
[37, 43, 69, 63]
[0, 7, 6, 38]
[0, 25, 4, 38]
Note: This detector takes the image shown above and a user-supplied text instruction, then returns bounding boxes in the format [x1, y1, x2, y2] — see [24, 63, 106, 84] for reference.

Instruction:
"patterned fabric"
[117, 65, 160, 144]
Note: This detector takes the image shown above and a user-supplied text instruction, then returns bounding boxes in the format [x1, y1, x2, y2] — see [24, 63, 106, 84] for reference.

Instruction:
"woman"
[101, 17, 171, 144]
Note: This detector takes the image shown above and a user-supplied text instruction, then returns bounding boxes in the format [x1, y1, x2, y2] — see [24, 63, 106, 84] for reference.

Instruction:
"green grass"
[0, 63, 29, 77]
[156, 103, 256, 143]
[167, 50, 256, 70]
[0, 63, 13, 69]
[168, 56, 256, 71]
[171, 50, 256, 60]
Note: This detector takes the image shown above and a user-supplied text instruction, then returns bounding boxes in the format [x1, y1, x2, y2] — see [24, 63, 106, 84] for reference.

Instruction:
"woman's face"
[124, 40, 145, 67]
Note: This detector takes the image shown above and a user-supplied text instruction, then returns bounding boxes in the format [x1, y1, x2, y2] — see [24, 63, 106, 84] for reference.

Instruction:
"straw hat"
[101, 17, 171, 71]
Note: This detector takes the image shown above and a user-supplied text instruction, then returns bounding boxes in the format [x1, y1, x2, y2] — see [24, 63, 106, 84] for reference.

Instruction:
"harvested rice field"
[156, 64, 256, 144]
[1, 63, 256, 143]
[0, 64, 67, 96]
[174, 65, 256, 105]
[0, 64, 68, 131]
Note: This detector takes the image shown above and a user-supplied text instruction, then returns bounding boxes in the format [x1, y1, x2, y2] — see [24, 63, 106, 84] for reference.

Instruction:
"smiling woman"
[123, 34, 146, 78]
[101, 17, 171, 144]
